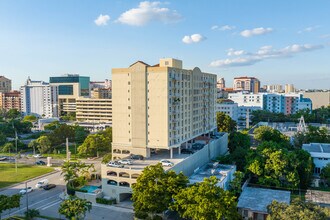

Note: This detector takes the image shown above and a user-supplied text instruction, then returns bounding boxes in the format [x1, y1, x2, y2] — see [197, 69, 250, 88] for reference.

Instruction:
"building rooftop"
[302, 143, 330, 153]
[189, 164, 235, 186]
[237, 187, 290, 213]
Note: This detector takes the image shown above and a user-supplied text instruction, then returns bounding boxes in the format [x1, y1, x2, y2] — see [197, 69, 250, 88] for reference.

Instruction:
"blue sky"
[0, 0, 329, 89]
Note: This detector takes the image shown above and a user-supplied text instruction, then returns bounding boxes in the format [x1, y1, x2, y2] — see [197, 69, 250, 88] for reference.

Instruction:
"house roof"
[302, 143, 330, 153]
[237, 187, 290, 213]
[129, 61, 150, 67]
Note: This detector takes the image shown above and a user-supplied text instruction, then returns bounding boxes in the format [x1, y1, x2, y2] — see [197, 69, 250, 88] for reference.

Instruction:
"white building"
[216, 101, 238, 121]
[228, 92, 264, 108]
[20, 78, 58, 118]
[302, 143, 330, 174]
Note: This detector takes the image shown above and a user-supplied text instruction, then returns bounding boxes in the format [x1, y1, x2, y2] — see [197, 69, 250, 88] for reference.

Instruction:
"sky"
[0, 0, 330, 90]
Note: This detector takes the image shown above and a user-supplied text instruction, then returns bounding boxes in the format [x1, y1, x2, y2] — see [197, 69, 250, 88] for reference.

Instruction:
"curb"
[0, 170, 60, 192]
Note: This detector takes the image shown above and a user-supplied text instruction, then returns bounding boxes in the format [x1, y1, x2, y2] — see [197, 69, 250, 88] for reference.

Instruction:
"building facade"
[0, 76, 12, 93]
[0, 90, 21, 111]
[285, 84, 295, 93]
[90, 79, 111, 90]
[265, 84, 284, 93]
[233, 77, 260, 93]
[302, 143, 330, 174]
[216, 100, 238, 121]
[228, 92, 264, 108]
[111, 58, 217, 159]
[217, 77, 225, 90]
[20, 78, 58, 118]
[49, 74, 90, 115]
[91, 88, 112, 99]
[303, 91, 329, 109]
[76, 98, 112, 123]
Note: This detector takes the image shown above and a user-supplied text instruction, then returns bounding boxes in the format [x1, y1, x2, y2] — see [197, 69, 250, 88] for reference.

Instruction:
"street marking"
[40, 200, 61, 210]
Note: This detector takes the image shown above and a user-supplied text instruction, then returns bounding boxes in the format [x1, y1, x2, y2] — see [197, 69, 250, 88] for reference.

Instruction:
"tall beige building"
[285, 84, 295, 93]
[0, 76, 12, 93]
[233, 76, 260, 93]
[76, 98, 112, 123]
[111, 58, 217, 159]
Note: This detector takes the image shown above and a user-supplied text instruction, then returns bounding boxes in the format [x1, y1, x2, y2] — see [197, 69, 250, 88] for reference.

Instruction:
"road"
[1, 167, 133, 220]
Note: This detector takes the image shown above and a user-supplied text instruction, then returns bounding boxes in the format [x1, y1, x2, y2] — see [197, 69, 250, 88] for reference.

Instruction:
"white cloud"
[227, 48, 246, 56]
[240, 27, 273, 37]
[211, 25, 236, 31]
[94, 14, 110, 26]
[210, 43, 323, 67]
[298, 25, 320, 34]
[116, 1, 182, 26]
[182, 34, 206, 44]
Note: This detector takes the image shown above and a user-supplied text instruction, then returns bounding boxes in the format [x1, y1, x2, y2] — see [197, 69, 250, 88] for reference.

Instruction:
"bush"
[24, 208, 40, 219]
[96, 197, 116, 205]
[134, 211, 148, 219]
[102, 153, 112, 164]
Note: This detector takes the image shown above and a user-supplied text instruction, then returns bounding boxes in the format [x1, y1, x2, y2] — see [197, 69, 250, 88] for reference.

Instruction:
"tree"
[228, 131, 251, 153]
[293, 126, 330, 148]
[0, 194, 21, 219]
[216, 112, 237, 133]
[132, 163, 188, 217]
[321, 163, 330, 184]
[171, 176, 239, 220]
[74, 125, 89, 144]
[229, 171, 244, 196]
[254, 126, 289, 144]
[78, 128, 111, 157]
[1, 142, 14, 153]
[267, 199, 330, 220]
[44, 121, 60, 131]
[6, 109, 21, 120]
[61, 161, 95, 189]
[23, 115, 37, 123]
[58, 196, 92, 220]
[48, 124, 75, 147]
[28, 140, 39, 155]
[36, 136, 51, 153]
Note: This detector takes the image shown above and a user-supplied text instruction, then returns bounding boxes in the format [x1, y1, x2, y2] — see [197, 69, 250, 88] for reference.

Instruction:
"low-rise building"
[76, 98, 112, 123]
[237, 187, 291, 220]
[302, 91, 329, 109]
[302, 143, 330, 174]
[216, 100, 238, 121]
[91, 88, 112, 99]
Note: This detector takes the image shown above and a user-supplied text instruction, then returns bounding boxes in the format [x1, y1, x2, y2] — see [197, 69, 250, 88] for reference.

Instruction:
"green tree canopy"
[58, 196, 92, 220]
[132, 163, 188, 216]
[228, 131, 251, 153]
[254, 126, 290, 145]
[36, 136, 51, 153]
[44, 121, 60, 131]
[171, 176, 239, 220]
[293, 125, 330, 148]
[61, 161, 95, 188]
[78, 128, 111, 157]
[321, 163, 330, 184]
[229, 171, 244, 196]
[267, 199, 330, 220]
[1, 142, 14, 153]
[6, 109, 21, 120]
[23, 115, 37, 123]
[216, 112, 237, 133]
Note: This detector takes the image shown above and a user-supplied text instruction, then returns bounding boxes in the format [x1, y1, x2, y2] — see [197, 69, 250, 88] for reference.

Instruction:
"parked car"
[0, 157, 7, 161]
[35, 179, 49, 188]
[181, 148, 194, 154]
[33, 154, 42, 158]
[118, 159, 133, 165]
[130, 154, 144, 160]
[35, 160, 46, 165]
[107, 161, 124, 168]
[160, 159, 174, 167]
[43, 184, 56, 190]
[19, 187, 33, 195]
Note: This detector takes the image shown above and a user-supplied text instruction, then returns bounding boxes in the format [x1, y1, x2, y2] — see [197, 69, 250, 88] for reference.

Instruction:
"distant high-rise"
[285, 84, 295, 93]
[217, 78, 225, 90]
[0, 90, 21, 112]
[265, 84, 284, 93]
[20, 78, 58, 118]
[233, 76, 260, 93]
[49, 74, 90, 116]
[0, 76, 12, 93]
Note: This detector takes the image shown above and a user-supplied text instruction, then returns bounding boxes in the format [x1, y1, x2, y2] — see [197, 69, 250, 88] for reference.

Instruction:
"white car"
[33, 154, 42, 158]
[118, 159, 132, 165]
[160, 159, 174, 167]
[35, 179, 49, 188]
[107, 161, 124, 168]
[19, 187, 33, 195]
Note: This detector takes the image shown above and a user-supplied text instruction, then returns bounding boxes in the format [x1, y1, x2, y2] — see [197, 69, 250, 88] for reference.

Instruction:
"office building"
[0, 76, 12, 93]
[0, 90, 21, 111]
[285, 84, 295, 93]
[111, 58, 217, 159]
[91, 88, 112, 99]
[76, 98, 112, 123]
[49, 74, 90, 115]
[20, 78, 58, 118]
[233, 76, 260, 93]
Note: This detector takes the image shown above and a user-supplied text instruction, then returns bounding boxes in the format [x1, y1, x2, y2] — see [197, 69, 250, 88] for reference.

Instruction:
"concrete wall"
[76, 190, 103, 203]
[170, 133, 228, 176]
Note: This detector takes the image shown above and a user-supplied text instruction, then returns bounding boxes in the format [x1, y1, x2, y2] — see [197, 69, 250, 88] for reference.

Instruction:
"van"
[35, 179, 49, 188]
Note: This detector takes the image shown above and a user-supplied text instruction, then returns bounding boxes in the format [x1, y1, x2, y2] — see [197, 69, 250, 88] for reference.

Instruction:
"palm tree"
[58, 196, 92, 220]
[61, 161, 94, 188]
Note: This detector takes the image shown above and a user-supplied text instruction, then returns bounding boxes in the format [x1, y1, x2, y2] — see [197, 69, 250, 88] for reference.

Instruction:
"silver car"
[118, 159, 133, 165]
[107, 161, 124, 168]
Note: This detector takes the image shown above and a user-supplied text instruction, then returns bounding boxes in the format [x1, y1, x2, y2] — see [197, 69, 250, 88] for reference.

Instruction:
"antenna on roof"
[297, 116, 307, 133]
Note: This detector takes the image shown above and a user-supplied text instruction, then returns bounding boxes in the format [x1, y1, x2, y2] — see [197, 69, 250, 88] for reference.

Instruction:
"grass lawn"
[0, 163, 54, 189]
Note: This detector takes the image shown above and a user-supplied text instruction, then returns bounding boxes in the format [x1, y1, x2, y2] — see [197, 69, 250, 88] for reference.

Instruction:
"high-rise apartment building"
[285, 84, 295, 93]
[0, 91, 21, 111]
[233, 76, 260, 93]
[111, 58, 217, 159]
[49, 74, 90, 115]
[217, 78, 225, 90]
[0, 76, 12, 93]
[91, 88, 112, 99]
[265, 84, 284, 93]
[20, 78, 58, 118]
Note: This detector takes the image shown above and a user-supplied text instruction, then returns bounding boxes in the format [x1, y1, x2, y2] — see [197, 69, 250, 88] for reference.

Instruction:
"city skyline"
[1, 0, 330, 89]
